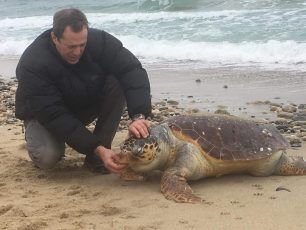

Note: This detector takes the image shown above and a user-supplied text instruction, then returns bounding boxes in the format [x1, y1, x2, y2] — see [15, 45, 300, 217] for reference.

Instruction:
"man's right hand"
[94, 146, 126, 173]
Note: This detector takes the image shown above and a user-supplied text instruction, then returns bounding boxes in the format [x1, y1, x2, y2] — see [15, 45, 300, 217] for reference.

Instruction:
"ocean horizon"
[0, 0, 306, 72]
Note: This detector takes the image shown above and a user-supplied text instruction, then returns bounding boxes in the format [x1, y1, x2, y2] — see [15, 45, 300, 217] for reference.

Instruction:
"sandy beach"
[1, 59, 306, 230]
[1, 121, 306, 230]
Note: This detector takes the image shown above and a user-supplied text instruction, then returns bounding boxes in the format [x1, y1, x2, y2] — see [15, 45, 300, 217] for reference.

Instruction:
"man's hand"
[128, 119, 151, 138]
[94, 146, 126, 173]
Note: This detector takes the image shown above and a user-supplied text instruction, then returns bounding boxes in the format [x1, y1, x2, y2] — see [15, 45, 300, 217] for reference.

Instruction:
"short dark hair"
[53, 8, 88, 38]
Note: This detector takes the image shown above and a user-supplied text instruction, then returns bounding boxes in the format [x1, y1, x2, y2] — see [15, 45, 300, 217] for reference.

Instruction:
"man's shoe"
[83, 154, 110, 174]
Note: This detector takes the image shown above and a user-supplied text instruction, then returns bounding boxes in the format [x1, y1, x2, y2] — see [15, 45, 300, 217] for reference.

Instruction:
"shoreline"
[148, 63, 306, 119]
[2, 57, 305, 120]
[0, 57, 19, 79]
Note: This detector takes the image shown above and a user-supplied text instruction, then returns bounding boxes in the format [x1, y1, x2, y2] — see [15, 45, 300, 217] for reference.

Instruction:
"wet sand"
[2, 58, 306, 119]
[147, 62, 306, 119]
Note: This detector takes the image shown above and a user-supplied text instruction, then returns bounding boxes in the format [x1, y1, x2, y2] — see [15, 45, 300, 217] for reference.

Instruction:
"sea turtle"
[118, 114, 306, 203]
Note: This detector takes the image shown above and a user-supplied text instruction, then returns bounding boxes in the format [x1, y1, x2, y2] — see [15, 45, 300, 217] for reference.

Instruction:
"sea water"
[0, 0, 306, 71]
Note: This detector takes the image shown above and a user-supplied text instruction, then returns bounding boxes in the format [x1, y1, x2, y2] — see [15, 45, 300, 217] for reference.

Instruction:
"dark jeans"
[24, 75, 125, 169]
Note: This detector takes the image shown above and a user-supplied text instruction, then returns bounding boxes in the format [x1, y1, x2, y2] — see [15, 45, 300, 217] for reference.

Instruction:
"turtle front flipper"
[161, 170, 202, 203]
[119, 167, 147, 181]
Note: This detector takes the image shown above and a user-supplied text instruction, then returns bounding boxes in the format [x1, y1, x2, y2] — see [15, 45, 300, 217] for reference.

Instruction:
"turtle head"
[118, 135, 161, 172]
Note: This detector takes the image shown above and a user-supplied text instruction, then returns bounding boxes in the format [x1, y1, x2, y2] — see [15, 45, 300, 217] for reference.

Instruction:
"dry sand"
[1, 122, 306, 230]
[1, 59, 306, 229]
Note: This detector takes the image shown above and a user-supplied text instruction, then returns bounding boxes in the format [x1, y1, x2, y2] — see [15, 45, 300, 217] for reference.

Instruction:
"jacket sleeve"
[97, 31, 152, 118]
[16, 65, 101, 155]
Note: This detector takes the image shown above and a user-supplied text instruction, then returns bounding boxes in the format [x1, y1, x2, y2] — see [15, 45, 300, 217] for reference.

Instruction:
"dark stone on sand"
[223, 85, 228, 89]
[270, 106, 280, 112]
[155, 101, 167, 107]
[214, 109, 230, 115]
[282, 105, 297, 113]
[287, 135, 302, 147]
[195, 79, 201, 83]
[270, 102, 282, 107]
[277, 112, 294, 119]
[0, 85, 9, 91]
[292, 111, 306, 121]
[275, 125, 290, 132]
[167, 100, 179, 105]
[276, 186, 291, 192]
[158, 106, 169, 111]
[293, 121, 306, 126]
[273, 118, 289, 125]
[298, 104, 306, 110]
[187, 108, 199, 114]
[291, 142, 302, 148]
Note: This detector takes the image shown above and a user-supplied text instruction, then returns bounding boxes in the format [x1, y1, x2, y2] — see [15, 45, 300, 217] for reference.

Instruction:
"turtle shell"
[165, 114, 289, 161]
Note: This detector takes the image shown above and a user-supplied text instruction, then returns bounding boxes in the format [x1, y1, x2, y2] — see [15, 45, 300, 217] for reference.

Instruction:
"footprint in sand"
[203, 201, 214, 206]
[120, 214, 137, 219]
[17, 221, 48, 230]
[10, 207, 27, 217]
[37, 174, 46, 179]
[18, 143, 26, 150]
[252, 184, 263, 190]
[100, 204, 123, 216]
[92, 191, 102, 197]
[158, 204, 169, 209]
[131, 199, 153, 208]
[66, 190, 81, 196]
[76, 209, 92, 217]
[66, 185, 82, 196]
[220, 211, 231, 216]
[60, 212, 69, 219]
[253, 192, 264, 196]
[230, 200, 240, 205]
[44, 203, 58, 209]
[179, 219, 189, 224]
[0, 204, 14, 215]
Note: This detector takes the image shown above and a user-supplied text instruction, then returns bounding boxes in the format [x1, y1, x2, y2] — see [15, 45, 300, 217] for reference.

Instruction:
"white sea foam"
[118, 35, 306, 68]
[0, 40, 32, 56]
[0, 16, 52, 29]
[0, 34, 305, 70]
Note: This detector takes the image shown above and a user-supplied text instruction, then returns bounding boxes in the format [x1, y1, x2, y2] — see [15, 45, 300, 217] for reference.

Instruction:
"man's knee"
[27, 147, 61, 169]
[25, 120, 65, 169]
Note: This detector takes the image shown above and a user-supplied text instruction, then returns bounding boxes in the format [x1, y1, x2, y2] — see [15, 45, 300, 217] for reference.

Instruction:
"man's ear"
[51, 31, 58, 44]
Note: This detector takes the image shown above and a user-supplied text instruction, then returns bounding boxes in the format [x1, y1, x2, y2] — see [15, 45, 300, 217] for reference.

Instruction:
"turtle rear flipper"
[274, 153, 306, 175]
[161, 171, 202, 203]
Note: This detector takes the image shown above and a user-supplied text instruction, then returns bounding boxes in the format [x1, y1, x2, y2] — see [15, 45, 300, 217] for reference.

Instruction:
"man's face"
[51, 26, 88, 64]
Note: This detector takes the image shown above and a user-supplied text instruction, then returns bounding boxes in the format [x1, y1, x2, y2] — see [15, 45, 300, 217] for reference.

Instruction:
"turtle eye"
[132, 146, 143, 157]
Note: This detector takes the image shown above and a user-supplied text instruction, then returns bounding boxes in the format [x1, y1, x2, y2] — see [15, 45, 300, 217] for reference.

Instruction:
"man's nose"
[73, 46, 82, 56]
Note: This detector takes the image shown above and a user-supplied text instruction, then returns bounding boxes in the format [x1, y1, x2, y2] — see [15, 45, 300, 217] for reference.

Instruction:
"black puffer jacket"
[15, 28, 151, 155]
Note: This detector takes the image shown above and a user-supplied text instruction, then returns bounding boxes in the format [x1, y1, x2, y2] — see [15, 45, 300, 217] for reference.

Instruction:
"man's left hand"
[128, 119, 151, 138]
